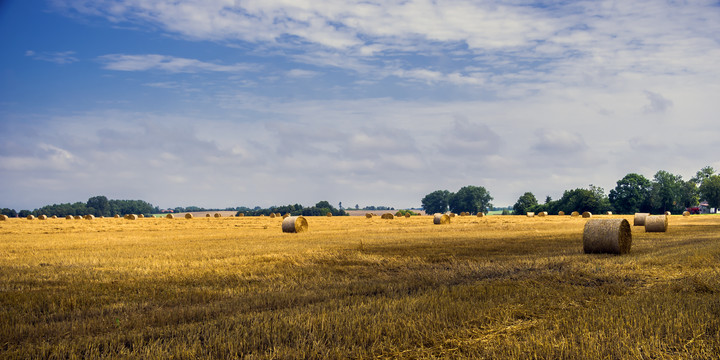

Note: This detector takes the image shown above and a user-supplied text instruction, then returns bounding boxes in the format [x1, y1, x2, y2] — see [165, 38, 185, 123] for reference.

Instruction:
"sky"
[1, 0, 719, 211]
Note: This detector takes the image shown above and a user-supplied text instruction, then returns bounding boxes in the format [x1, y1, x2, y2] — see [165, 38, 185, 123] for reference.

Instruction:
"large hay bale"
[166, 214, 175, 219]
[645, 215, 668, 232]
[126, 214, 138, 220]
[84, 215, 95, 220]
[683, 211, 690, 216]
[0, 214, 8, 221]
[27, 215, 35, 220]
[214, 213, 222, 218]
[38, 215, 48, 220]
[526, 212, 535, 217]
[633, 213, 649, 226]
[582, 212, 592, 218]
[583, 218, 632, 255]
[433, 213, 450, 225]
[185, 213, 193, 219]
[365, 213, 373, 218]
[282, 216, 308, 233]
[381, 213, 394, 220]
[558, 211, 565, 216]
[571, 211, 580, 217]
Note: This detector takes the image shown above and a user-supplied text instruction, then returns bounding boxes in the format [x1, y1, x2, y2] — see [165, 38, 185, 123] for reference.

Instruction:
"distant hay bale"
[138, 214, 144, 218]
[206, 214, 211, 218]
[526, 212, 535, 218]
[260, 214, 265, 217]
[404, 213, 411, 218]
[270, 213, 277, 218]
[127, 214, 138, 220]
[558, 211, 565, 216]
[65, 215, 73, 220]
[645, 215, 668, 232]
[282, 216, 308, 233]
[381, 213, 394, 220]
[449, 213, 456, 217]
[477, 212, 485, 218]
[633, 213, 649, 226]
[327, 212, 332, 217]
[583, 218, 632, 255]
[0, 214, 8, 221]
[582, 212, 592, 218]
[683, 211, 690, 216]
[395, 211, 403, 217]
[27, 215, 35, 220]
[664, 211, 671, 216]
[84, 215, 94, 220]
[185, 213, 193, 219]
[571, 211, 580, 217]
[166, 214, 175, 219]
[606, 211, 613, 215]
[537, 211, 548, 217]
[283, 213, 290, 219]
[114, 214, 120, 218]
[74, 216, 82, 220]
[433, 213, 450, 225]
[214, 213, 222, 218]
[51, 215, 57, 219]
[237, 213, 244, 217]
[38, 215, 48, 220]
[365, 213, 373, 218]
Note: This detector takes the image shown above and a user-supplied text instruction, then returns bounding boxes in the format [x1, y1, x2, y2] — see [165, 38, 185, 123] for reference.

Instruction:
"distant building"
[699, 201, 717, 214]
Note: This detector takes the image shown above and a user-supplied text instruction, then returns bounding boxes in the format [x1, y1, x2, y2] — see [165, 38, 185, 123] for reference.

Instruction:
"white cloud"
[98, 54, 257, 73]
[25, 50, 79, 64]
[643, 90, 673, 114]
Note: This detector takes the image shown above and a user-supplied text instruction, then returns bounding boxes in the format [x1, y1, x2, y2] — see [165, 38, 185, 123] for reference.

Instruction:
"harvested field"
[1, 214, 719, 358]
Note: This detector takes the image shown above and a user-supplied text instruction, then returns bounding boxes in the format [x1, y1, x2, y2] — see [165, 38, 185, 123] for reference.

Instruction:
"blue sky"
[1, 0, 719, 211]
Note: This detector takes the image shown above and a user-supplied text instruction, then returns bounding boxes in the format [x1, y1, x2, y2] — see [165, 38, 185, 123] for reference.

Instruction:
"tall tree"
[449, 186, 493, 214]
[421, 190, 452, 214]
[650, 170, 684, 213]
[87, 196, 110, 217]
[513, 192, 538, 215]
[691, 166, 716, 185]
[699, 175, 720, 209]
[609, 173, 652, 214]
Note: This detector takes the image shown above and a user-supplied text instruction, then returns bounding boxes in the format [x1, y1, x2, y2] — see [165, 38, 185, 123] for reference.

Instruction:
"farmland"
[1, 214, 719, 358]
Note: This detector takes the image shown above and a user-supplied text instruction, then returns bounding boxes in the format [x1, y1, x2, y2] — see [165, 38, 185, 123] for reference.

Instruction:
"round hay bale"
[583, 218, 632, 255]
[395, 211, 403, 217]
[51, 215, 57, 219]
[433, 213, 450, 225]
[404, 213, 411, 218]
[606, 211, 613, 215]
[214, 213, 222, 218]
[449, 213, 456, 217]
[683, 211, 690, 216]
[558, 211, 565, 216]
[126, 214, 138, 220]
[645, 215, 668, 232]
[326, 212, 332, 217]
[282, 216, 308, 233]
[477, 212, 485, 218]
[260, 214, 265, 217]
[365, 213, 373, 218]
[0, 214, 8, 221]
[381, 213, 394, 220]
[664, 211, 671, 216]
[205, 214, 211, 218]
[237, 213, 244, 217]
[138, 214, 144, 218]
[283, 213, 290, 219]
[633, 213, 649, 226]
[185, 213, 193, 219]
[65, 215, 73, 220]
[27, 215, 35, 220]
[166, 214, 175, 219]
[582, 212, 592, 218]
[84, 215, 94, 220]
[571, 211, 580, 217]
[114, 214, 120, 218]
[74, 216, 82, 220]
[270, 213, 277, 218]
[537, 211, 548, 217]
[526, 212, 535, 218]
[38, 215, 48, 220]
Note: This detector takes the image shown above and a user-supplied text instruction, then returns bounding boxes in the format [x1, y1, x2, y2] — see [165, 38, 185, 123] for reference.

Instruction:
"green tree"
[699, 175, 720, 209]
[87, 196, 110, 217]
[513, 192, 538, 215]
[609, 173, 652, 214]
[448, 185, 493, 214]
[691, 166, 716, 185]
[554, 186, 610, 214]
[421, 190, 452, 214]
[650, 170, 684, 213]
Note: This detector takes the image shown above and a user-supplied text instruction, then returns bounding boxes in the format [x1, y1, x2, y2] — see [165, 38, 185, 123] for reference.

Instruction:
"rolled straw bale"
[66, 215, 73, 220]
[0, 214, 7, 221]
[327, 212, 332, 217]
[127, 214, 138, 220]
[114, 214, 120, 218]
[51, 215, 57, 219]
[206, 214, 211, 218]
[185, 213, 193, 219]
[365, 213, 373, 218]
[27, 215, 35, 220]
[84, 215, 95, 220]
[138, 214, 144, 218]
[260, 214, 265, 217]
[477, 212, 485, 218]
[283, 213, 290, 219]
[433, 213, 450, 225]
[664, 211, 671, 216]
[215, 213, 222, 218]
[633, 213, 649, 226]
[558, 211, 565, 216]
[449, 213, 456, 217]
[395, 211, 403, 217]
[381, 213, 394, 220]
[237, 213, 244, 217]
[645, 215, 668, 232]
[537, 212, 548, 217]
[405, 213, 411, 218]
[282, 216, 308, 233]
[74, 216, 82, 220]
[166, 214, 174, 219]
[38, 215, 48, 220]
[606, 211, 613, 215]
[270, 213, 277, 218]
[583, 218, 632, 255]
[526, 212, 535, 218]
[683, 211, 690, 216]
[571, 211, 580, 217]
[582, 212, 592, 218]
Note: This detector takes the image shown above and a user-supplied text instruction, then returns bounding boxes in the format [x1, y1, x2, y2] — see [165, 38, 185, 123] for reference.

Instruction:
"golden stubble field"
[1, 214, 719, 359]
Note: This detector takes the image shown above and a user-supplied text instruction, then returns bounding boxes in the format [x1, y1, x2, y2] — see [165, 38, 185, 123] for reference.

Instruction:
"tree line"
[1, 196, 157, 218]
[236, 201, 348, 217]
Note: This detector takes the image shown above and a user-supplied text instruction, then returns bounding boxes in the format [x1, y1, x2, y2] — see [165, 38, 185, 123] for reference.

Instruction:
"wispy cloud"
[25, 50, 78, 64]
[98, 54, 257, 73]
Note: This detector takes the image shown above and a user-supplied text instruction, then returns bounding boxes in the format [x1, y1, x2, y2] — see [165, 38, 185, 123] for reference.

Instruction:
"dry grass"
[1, 215, 719, 359]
